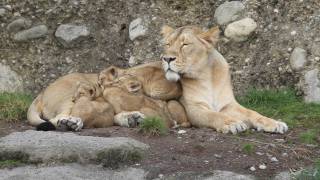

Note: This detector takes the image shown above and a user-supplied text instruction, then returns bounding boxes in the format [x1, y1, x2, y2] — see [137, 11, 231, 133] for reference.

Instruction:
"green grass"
[242, 143, 255, 154]
[299, 130, 319, 144]
[0, 92, 32, 122]
[139, 116, 168, 136]
[238, 88, 320, 129]
[0, 160, 23, 168]
[294, 159, 320, 180]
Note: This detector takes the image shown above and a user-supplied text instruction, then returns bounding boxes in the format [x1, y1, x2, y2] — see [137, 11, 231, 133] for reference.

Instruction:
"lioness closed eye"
[160, 25, 288, 134]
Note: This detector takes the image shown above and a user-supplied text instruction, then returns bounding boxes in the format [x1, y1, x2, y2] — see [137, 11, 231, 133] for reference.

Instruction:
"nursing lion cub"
[98, 66, 190, 128]
[160, 25, 288, 134]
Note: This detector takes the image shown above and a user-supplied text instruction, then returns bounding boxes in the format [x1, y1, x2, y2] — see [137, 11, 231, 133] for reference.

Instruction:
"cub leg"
[166, 100, 190, 128]
[185, 104, 248, 134]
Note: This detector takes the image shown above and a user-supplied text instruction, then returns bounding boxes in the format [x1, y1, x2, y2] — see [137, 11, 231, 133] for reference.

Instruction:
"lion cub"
[98, 67, 190, 128]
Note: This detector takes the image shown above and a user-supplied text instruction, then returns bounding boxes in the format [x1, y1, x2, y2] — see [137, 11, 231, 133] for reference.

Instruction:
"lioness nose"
[163, 56, 176, 63]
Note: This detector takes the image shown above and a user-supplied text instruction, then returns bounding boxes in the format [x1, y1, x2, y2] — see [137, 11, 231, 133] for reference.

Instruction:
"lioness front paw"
[218, 120, 248, 134]
[255, 118, 288, 134]
[114, 111, 145, 128]
[57, 116, 83, 131]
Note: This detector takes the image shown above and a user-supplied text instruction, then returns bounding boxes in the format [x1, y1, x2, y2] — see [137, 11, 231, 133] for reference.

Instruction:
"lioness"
[98, 67, 190, 128]
[160, 25, 288, 134]
[27, 62, 183, 131]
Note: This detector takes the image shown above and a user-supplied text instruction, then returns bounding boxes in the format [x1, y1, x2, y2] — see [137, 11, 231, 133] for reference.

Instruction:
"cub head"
[161, 25, 220, 81]
[73, 81, 102, 102]
[98, 66, 126, 89]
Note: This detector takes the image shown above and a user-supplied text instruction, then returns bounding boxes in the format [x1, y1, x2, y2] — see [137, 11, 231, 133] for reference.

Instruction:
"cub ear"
[99, 65, 120, 86]
[199, 26, 220, 46]
[161, 25, 174, 38]
[126, 81, 142, 93]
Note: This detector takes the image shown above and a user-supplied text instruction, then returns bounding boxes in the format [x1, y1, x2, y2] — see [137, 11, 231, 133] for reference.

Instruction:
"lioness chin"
[160, 25, 288, 134]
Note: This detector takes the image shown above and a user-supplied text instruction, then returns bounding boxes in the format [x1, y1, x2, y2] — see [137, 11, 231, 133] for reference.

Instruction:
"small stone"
[271, 157, 279, 162]
[273, 9, 279, 13]
[6, 18, 32, 32]
[249, 166, 256, 171]
[13, 25, 48, 42]
[282, 152, 288, 157]
[259, 164, 267, 170]
[256, 152, 264, 156]
[204, 160, 209, 164]
[177, 130, 187, 134]
[303, 69, 320, 103]
[224, 18, 257, 42]
[288, 47, 292, 52]
[158, 174, 164, 178]
[129, 18, 148, 41]
[290, 47, 307, 71]
[214, 1, 245, 25]
[0, 8, 6, 17]
[55, 24, 90, 47]
[290, 31, 297, 36]
[214, 154, 222, 158]
[315, 57, 320, 61]
[128, 56, 136, 67]
[4, 5, 12, 11]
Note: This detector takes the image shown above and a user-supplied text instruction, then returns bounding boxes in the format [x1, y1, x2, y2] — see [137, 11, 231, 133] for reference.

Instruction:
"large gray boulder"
[214, 1, 245, 25]
[224, 18, 257, 42]
[290, 47, 307, 71]
[13, 25, 48, 42]
[0, 164, 147, 180]
[55, 24, 90, 47]
[0, 63, 23, 92]
[0, 130, 149, 165]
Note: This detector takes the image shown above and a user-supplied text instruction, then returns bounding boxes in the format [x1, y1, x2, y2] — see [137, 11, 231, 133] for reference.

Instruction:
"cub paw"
[114, 111, 145, 128]
[57, 116, 83, 131]
[219, 120, 248, 134]
[255, 118, 288, 134]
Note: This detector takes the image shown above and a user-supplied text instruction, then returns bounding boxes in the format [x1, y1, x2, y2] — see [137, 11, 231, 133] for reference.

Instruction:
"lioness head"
[161, 25, 220, 81]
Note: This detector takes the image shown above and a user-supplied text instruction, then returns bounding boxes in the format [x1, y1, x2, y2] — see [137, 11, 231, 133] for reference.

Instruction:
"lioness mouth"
[165, 70, 181, 82]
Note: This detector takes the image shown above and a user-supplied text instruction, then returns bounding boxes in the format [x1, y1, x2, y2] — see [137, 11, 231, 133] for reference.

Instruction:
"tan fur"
[27, 62, 189, 130]
[99, 70, 190, 128]
[161, 25, 288, 134]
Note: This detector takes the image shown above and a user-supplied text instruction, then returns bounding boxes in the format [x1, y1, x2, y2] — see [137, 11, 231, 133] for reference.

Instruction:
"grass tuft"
[0, 92, 32, 122]
[139, 116, 168, 136]
[242, 143, 255, 154]
[294, 159, 320, 180]
[238, 88, 320, 129]
[299, 130, 319, 144]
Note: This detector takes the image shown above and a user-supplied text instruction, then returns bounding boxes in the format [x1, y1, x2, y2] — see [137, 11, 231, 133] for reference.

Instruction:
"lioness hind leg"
[167, 100, 191, 128]
[114, 111, 145, 128]
[223, 103, 288, 134]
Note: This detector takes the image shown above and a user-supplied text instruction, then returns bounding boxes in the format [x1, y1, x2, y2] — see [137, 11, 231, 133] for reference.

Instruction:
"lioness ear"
[161, 25, 174, 38]
[126, 81, 142, 93]
[199, 26, 220, 46]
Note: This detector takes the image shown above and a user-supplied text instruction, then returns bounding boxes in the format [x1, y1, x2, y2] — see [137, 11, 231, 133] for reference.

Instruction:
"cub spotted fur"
[160, 25, 288, 134]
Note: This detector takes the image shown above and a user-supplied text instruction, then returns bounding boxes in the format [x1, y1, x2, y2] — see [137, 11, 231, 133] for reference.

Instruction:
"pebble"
[177, 130, 187, 134]
[129, 18, 148, 41]
[158, 174, 164, 179]
[290, 31, 297, 36]
[249, 166, 256, 171]
[204, 160, 209, 164]
[214, 154, 222, 158]
[271, 157, 279, 162]
[315, 57, 320, 61]
[259, 164, 267, 170]
[282, 152, 288, 157]
[0, 8, 6, 16]
[256, 152, 264, 156]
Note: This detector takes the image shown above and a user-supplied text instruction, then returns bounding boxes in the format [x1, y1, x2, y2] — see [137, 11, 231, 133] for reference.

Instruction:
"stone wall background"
[0, 0, 319, 101]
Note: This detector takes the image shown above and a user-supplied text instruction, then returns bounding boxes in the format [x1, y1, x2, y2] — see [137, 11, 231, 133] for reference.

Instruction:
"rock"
[129, 18, 148, 41]
[290, 47, 307, 71]
[0, 130, 149, 165]
[0, 63, 23, 92]
[214, 154, 222, 158]
[259, 164, 267, 170]
[203, 170, 255, 180]
[55, 24, 90, 47]
[129, 56, 137, 67]
[6, 18, 32, 32]
[311, 42, 320, 56]
[0, 164, 147, 180]
[13, 25, 48, 42]
[270, 157, 279, 162]
[303, 69, 320, 103]
[224, 18, 257, 42]
[249, 166, 256, 171]
[273, 171, 292, 180]
[0, 8, 6, 17]
[177, 130, 187, 134]
[214, 1, 245, 25]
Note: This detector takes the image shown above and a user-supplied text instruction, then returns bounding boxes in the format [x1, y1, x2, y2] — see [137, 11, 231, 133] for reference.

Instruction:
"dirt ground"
[0, 121, 319, 179]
